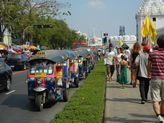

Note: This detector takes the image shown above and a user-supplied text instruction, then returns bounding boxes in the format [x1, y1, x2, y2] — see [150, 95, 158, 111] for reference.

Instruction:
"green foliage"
[50, 61, 106, 123]
[0, 0, 86, 48]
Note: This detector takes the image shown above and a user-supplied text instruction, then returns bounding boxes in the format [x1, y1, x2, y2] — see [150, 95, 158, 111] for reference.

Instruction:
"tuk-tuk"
[75, 48, 90, 79]
[86, 49, 96, 72]
[57, 50, 79, 88]
[66, 50, 79, 87]
[27, 50, 68, 111]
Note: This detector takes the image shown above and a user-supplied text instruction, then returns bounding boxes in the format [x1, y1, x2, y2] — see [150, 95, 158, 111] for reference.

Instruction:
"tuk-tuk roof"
[62, 50, 77, 59]
[29, 50, 65, 63]
[75, 48, 91, 58]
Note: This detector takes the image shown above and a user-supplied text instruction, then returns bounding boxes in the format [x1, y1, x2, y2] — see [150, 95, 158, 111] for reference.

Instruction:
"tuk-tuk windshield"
[30, 62, 53, 75]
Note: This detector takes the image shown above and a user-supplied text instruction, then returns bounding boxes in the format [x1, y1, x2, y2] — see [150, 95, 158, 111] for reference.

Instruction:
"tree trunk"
[0, 31, 3, 42]
[0, 24, 3, 42]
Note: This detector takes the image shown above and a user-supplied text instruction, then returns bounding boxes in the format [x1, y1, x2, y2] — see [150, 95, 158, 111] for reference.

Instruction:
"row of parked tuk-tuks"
[27, 48, 98, 111]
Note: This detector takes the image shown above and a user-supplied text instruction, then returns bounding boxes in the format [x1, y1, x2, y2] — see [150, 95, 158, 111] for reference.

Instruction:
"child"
[118, 55, 129, 88]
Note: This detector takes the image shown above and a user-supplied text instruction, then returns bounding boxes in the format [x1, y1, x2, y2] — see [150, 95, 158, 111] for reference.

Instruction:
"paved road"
[104, 77, 156, 123]
[0, 70, 79, 123]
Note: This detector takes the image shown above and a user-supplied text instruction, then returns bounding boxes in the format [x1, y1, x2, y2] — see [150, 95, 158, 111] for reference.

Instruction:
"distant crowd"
[101, 36, 164, 123]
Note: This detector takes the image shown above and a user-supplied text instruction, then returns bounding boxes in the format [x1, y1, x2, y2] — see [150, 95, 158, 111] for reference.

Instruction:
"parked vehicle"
[6, 53, 29, 70]
[0, 59, 12, 91]
[0, 49, 8, 61]
[66, 50, 79, 87]
[27, 50, 68, 111]
[75, 48, 90, 79]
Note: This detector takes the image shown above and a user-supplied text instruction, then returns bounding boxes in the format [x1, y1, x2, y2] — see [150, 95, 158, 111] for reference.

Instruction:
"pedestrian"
[97, 49, 101, 60]
[130, 42, 141, 87]
[135, 45, 150, 104]
[118, 55, 129, 88]
[116, 47, 123, 82]
[105, 45, 116, 81]
[148, 36, 164, 123]
[123, 44, 131, 65]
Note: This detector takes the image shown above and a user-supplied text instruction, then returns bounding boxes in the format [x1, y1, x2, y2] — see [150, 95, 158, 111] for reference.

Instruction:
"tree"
[0, 0, 22, 42]
[0, 0, 77, 49]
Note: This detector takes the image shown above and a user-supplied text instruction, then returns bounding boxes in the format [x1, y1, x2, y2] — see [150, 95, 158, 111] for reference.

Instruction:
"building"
[109, 35, 137, 48]
[88, 36, 103, 47]
[136, 0, 164, 42]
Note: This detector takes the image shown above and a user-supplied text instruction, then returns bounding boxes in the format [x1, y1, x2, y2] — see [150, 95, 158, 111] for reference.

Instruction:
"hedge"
[50, 60, 106, 123]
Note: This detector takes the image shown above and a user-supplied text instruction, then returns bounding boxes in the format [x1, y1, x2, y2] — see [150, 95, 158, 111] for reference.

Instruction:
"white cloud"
[88, 0, 105, 9]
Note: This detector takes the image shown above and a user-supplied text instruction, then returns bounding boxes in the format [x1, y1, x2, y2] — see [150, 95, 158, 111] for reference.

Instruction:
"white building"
[109, 35, 137, 48]
[88, 36, 102, 46]
[136, 0, 164, 42]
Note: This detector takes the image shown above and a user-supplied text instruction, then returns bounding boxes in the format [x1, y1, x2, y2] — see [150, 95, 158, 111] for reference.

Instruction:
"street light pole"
[22, 26, 32, 43]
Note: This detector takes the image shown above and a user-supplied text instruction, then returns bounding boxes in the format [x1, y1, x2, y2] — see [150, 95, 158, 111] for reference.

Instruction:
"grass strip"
[50, 60, 106, 123]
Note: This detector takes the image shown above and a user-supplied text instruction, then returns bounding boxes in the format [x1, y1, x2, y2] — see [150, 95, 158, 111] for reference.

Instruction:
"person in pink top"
[148, 36, 164, 123]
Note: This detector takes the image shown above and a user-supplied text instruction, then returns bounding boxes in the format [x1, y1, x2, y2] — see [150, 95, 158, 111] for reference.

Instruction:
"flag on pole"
[141, 16, 157, 45]
[149, 19, 157, 45]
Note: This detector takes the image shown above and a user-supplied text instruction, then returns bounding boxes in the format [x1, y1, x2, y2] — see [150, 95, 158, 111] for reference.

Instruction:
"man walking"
[135, 45, 150, 104]
[148, 36, 164, 123]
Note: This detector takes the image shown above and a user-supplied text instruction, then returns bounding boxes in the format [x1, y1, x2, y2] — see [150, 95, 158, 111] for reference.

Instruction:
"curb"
[102, 80, 107, 123]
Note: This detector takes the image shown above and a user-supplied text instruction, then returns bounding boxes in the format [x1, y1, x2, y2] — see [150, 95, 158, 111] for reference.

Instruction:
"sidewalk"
[104, 76, 156, 123]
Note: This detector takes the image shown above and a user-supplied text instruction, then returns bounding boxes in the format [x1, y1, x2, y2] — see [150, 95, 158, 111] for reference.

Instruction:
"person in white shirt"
[105, 46, 116, 81]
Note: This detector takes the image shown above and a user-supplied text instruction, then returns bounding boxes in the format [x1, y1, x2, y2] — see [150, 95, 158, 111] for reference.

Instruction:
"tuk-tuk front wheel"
[5, 77, 11, 91]
[74, 78, 79, 87]
[63, 89, 68, 102]
[83, 72, 88, 79]
[35, 95, 43, 111]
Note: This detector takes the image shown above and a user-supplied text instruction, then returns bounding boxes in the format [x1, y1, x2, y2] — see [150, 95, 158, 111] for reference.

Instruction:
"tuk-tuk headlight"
[57, 63, 62, 66]
[63, 63, 66, 66]
[37, 79, 42, 84]
[46, 78, 55, 83]
[50, 78, 55, 83]
[26, 78, 35, 83]
[29, 78, 35, 81]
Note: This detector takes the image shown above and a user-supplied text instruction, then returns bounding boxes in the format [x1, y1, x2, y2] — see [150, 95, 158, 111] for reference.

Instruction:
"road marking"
[6, 90, 16, 95]
[13, 70, 27, 75]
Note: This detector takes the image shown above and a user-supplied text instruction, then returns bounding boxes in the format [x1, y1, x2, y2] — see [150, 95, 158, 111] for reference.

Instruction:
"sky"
[60, 0, 142, 37]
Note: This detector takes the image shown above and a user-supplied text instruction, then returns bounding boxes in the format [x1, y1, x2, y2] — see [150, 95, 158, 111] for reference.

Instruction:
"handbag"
[136, 55, 140, 80]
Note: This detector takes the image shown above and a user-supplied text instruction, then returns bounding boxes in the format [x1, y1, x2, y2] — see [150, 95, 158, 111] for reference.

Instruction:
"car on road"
[6, 53, 29, 70]
[0, 59, 12, 91]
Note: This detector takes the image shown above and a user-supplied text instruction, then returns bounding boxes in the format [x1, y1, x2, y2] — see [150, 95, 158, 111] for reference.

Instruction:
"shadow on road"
[0, 94, 55, 111]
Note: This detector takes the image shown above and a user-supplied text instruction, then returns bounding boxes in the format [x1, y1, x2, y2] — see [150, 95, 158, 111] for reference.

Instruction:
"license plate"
[34, 73, 46, 78]
[57, 71, 63, 78]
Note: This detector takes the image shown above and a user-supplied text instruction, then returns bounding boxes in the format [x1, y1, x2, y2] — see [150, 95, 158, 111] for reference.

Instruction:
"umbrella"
[22, 44, 29, 49]
[0, 43, 7, 50]
[28, 45, 37, 50]
[0, 45, 6, 49]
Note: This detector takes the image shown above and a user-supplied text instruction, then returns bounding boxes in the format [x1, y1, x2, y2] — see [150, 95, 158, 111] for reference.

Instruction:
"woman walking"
[116, 47, 123, 82]
[118, 55, 129, 88]
[130, 42, 141, 87]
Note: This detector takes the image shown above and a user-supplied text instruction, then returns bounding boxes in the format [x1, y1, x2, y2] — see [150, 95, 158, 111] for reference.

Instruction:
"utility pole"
[23, 26, 32, 43]
[23, 24, 53, 44]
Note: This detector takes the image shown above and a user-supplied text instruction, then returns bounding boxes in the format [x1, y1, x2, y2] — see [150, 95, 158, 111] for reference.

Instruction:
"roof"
[137, 0, 164, 16]
[29, 50, 65, 63]
[29, 50, 77, 63]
